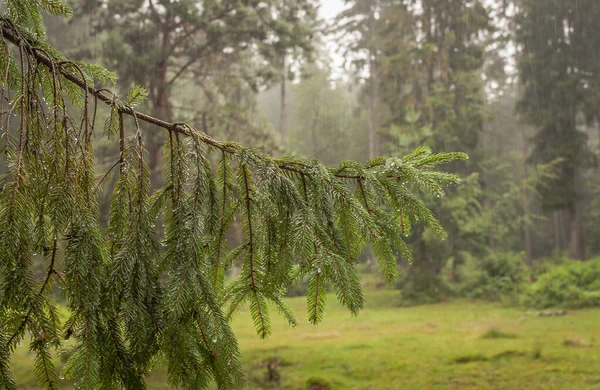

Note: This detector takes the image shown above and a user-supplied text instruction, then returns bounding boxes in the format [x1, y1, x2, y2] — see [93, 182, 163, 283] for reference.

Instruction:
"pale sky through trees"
[319, 0, 346, 79]
[319, 0, 344, 20]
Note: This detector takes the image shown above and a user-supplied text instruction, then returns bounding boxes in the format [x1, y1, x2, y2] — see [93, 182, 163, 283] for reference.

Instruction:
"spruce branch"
[0, 5, 468, 388]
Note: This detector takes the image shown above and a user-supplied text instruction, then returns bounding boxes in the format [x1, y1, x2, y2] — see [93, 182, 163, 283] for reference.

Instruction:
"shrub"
[397, 251, 527, 305]
[462, 251, 527, 301]
[526, 258, 600, 309]
[397, 269, 453, 306]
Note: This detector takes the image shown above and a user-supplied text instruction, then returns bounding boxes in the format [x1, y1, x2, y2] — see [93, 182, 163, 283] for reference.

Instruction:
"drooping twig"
[5, 238, 59, 349]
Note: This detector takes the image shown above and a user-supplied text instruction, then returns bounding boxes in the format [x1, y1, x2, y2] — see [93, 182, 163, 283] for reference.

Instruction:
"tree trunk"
[367, 48, 380, 159]
[520, 127, 533, 266]
[553, 210, 562, 256]
[523, 206, 533, 265]
[569, 206, 585, 260]
[311, 108, 319, 158]
[279, 55, 287, 148]
[485, 199, 495, 252]
[149, 26, 174, 176]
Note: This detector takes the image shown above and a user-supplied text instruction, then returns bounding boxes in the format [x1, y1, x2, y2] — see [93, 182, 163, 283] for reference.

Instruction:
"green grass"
[10, 289, 600, 389]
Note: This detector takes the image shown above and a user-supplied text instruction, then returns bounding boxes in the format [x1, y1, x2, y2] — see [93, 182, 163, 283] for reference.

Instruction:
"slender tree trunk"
[279, 55, 287, 147]
[569, 206, 585, 260]
[311, 108, 318, 158]
[553, 210, 562, 255]
[520, 127, 533, 266]
[522, 201, 533, 265]
[425, 4, 435, 91]
[485, 199, 495, 252]
[149, 26, 173, 174]
[367, 48, 380, 159]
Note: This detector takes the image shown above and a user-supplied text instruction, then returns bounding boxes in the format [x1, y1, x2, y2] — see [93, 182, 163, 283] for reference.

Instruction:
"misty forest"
[1, 0, 600, 389]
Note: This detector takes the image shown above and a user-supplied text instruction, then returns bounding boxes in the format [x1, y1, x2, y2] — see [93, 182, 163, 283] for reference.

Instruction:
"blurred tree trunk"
[553, 210, 562, 255]
[279, 56, 288, 147]
[311, 108, 319, 157]
[520, 127, 533, 266]
[367, 49, 380, 159]
[569, 206, 585, 260]
[485, 199, 495, 252]
[148, 24, 174, 177]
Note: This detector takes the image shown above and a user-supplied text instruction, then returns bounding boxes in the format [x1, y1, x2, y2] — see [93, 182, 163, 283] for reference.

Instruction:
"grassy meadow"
[11, 288, 600, 389]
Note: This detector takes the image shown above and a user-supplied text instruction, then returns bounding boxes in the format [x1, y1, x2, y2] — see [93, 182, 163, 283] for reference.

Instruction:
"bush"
[396, 248, 454, 306]
[526, 258, 600, 309]
[397, 266, 452, 306]
[396, 251, 527, 305]
[529, 255, 571, 279]
[462, 251, 527, 302]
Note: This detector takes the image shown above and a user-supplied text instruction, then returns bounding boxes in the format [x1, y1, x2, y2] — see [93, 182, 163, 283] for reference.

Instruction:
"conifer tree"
[0, 1, 465, 388]
[336, 0, 491, 301]
[514, 0, 597, 260]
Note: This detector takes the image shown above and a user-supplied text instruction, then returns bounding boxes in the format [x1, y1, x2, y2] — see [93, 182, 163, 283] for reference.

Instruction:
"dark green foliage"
[588, 188, 600, 255]
[0, 2, 465, 388]
[398, 250, 528, 305]
[337, 0, 493, 303]
[515, 0, 599, 259]
[463, 252, 527, 302]
[527, 258, 600, 309]
[396, 254, 454, 306]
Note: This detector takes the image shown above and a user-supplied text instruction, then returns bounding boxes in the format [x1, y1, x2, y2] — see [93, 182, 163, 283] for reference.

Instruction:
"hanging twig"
[5, 238, 59, 349]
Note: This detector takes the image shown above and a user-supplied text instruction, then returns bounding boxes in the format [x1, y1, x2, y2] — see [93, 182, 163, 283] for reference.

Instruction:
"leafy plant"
[527, 258, 600, 309]
[463, 251, 527, 302]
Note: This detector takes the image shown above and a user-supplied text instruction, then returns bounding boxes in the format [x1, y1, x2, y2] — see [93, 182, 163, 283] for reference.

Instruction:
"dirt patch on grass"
[563, 337, 593, 348]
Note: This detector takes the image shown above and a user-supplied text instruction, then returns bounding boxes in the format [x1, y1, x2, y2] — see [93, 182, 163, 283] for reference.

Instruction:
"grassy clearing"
[11, 289, 600, 389]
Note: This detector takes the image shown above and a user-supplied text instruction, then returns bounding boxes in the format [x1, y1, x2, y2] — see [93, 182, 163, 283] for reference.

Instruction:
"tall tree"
[514, 0, 598, 259]
[362, 0, 492, 301]
[91, 0, 319, 171]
